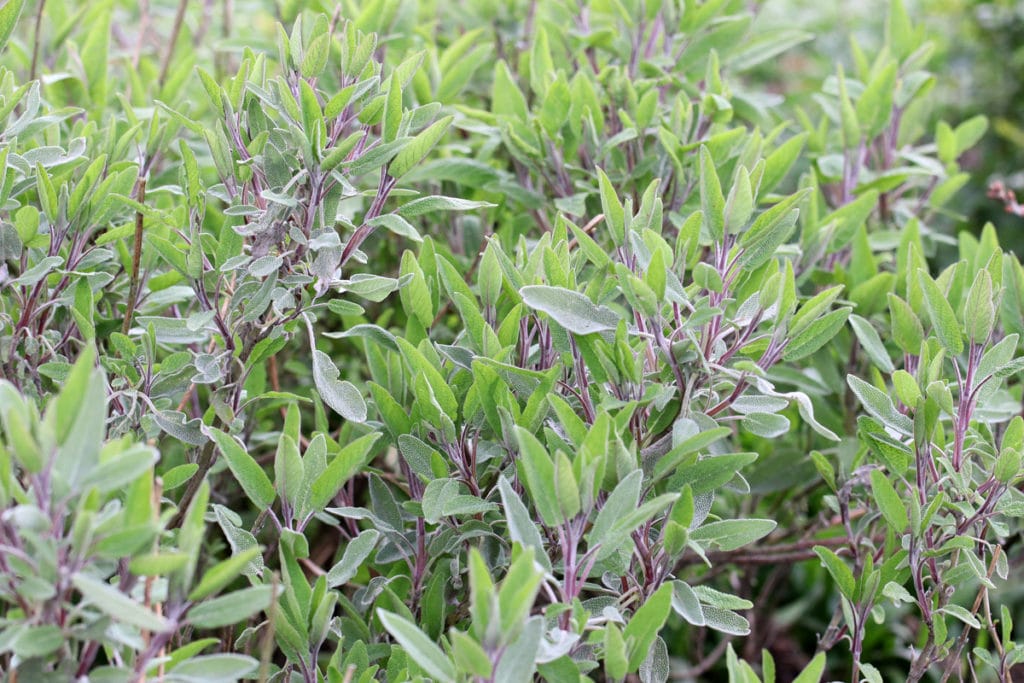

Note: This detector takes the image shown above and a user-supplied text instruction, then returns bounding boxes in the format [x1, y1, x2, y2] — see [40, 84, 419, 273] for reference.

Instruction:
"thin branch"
[158, 0, 190, 88]
[29, 0, 45, 81]
[123, 176, 148, 335]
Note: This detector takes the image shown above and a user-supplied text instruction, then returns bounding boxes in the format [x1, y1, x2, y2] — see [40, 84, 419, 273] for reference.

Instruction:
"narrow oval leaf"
[207, 428, 275, 511]
[312, 350, 368, 422]
[72, 572, 172, 633]
[378, 610, 455, 683]
[520, 285, 620, 335]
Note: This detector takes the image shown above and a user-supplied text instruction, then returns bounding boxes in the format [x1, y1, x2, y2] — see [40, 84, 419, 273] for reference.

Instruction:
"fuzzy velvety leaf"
[389, 115, 453, 178]
[312, 350, 367, 422]
[699, 146, 725, 242]
[378, 610, 455, 682]
[671, 581, 705, 626]
[72, 572, 172, 632]
[918, 269, 964, 355]
[689, 519, 776, 551]
[849, 314, 894, 372]
[498, 476, 551, 572]
[813, 545, 855, 601]
[187, 547, 262, 601]
[624, 583, 673, 670]
[397, 195, 495, 217]
[700, 606, 751, 636]
[366, 213, 423, 242]
[310, 432, 380, 512]
[327, 529, 380, 588]
[520, 285, 620, 335]
[587, 469, 641, 555]
[187, 586, 274, 629]
[742, 412, 790, 438]
[870, 469, 908, 531]
[847, 375, 913, 435]
[207, 428, 275, 511]
[783, 307, 850, 361]
[161, 654, 259, 682]
[515, 427, 562, 528]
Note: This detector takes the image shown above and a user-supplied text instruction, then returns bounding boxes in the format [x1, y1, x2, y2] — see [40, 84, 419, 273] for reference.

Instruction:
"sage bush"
[0, 0, 1022, 681]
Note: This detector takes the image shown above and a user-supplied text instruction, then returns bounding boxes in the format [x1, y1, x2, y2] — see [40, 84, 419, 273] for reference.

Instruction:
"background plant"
[0, 0, 1021, 681]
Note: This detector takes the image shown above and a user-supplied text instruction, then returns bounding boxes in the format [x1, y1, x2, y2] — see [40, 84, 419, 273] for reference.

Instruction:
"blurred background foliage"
[48, 0, 1022, 245]
[759, 0, 1024, 252]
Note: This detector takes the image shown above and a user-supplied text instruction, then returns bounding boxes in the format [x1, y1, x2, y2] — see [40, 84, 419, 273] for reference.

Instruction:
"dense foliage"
[0, 0, 1022, 681]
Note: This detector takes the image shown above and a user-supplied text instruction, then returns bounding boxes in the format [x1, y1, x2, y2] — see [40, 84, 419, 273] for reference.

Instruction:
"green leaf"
[856, 62, 897, 139]
[660, 450, 756, 493]
[918, 269, 964, 355]
[554, 450, 580, 519]
[823, 190, 878, 250]
[492, 60, 528, 120]
[954, 115, 988, 155]
[498, 477, 551, 572]
[847, 375, 914, 434]
[327, 529, 380, 588]
[597, 167, 625, 246]
[738, 190, 807, 269]
[671, 580, 705, 626]
[762, 133, 807, 193]
[161, 654, 258, 682]
[498, 547, 543, 634]
[187, 547, 262, 601]
[604, 623, 628, 679]
[129, 553, 190, 577]
[515, 427, 562, 528]
[812, 545, 855, 601]
[520, 285, 620, 335]
[11, 625, 62, 659]
[724, 166, 754, 235]
[964, 269, 994, 343]
[539, 74, 571, 136]
[275, 434, 304, 513]
[588, 469, 641, 553]
[0, 0, 25, 55]
[888, 294, 924, 354]
[836, 66, 860, 148]
[389, 115, 453, 179]
[397, 195, 495, 217]
[849, 314, 894, 373]
[792, 652, 827, 683]
[701, 606, 751, 636]
[312, 350, 367, 422]
[699, 146, 725, 242]
[623, 583, 673, 670]
[310, 432, 381, 512]
[689, 519, 776, 551]
[378, 610, 455, 683]
[187, 586, 274, 629]
[451, 630, 493, 678]
[80, 444, 157, 495]
[783, 307, 851, 361]
[208, 428, 275, 511]
[72, 572, 172, 632]
[384, 71, 402, 143]
[940, 604, 981, 630]
[870, 469, 908, 531]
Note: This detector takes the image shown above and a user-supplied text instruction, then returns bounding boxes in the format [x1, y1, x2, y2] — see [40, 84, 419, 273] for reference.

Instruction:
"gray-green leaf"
[72, 572, 172, 633]
[312, 350, 367, 422]
[520, 285, 620, 335]
[378, 610, 455, 682]
[327, 529, 380, 588]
